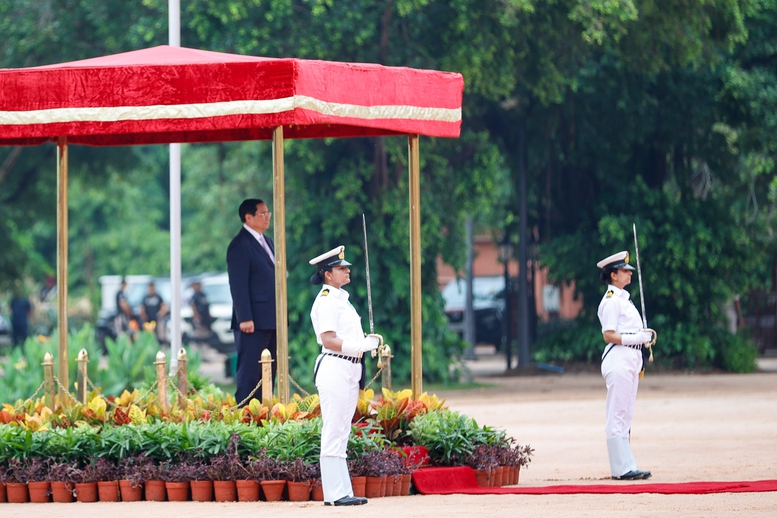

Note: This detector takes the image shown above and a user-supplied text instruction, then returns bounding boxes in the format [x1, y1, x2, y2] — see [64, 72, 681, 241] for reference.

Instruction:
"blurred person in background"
[10, 288, 32, 346]
[141, 281, 169, 342]
[189, 280, 213, 338]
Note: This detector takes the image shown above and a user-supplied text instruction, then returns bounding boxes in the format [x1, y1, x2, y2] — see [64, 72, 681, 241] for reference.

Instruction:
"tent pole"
[272, 126, 289, 404]
[408, 135, 422, 399]
[56, 136, 69, 404]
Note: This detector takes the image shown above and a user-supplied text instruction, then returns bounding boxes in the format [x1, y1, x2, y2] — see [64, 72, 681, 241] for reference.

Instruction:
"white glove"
[341, 335, 380, 355]
[621, 331, 652, 346]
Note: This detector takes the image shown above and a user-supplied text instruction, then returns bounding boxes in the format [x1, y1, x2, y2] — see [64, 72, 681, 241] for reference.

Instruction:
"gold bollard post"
[380, 345, 393, 391]
[76, 348, 89, 404]
[42, 352, 55, 410]
[177, 348, 188, 410]
[155, 351, 169, 413]
[260, 348, 274, 407]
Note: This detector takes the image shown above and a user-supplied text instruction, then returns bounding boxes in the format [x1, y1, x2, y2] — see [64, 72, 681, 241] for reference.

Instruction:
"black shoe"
[324, 496, 368, 506]
[639, 470, 652, 479]
[612, 470, 646, 480]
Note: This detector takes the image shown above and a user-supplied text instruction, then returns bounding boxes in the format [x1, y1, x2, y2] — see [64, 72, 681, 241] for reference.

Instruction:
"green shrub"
[715, 329, 757, 373]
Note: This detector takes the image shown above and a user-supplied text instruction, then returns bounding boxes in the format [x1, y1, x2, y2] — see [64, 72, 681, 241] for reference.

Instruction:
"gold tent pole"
[56, 136, 69, 403]
[272, 126, 290, 404]
[408, 135, 423, 399]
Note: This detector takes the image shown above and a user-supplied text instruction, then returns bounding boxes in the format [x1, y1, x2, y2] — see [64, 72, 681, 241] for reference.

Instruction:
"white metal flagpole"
[169, 0, 182, 374]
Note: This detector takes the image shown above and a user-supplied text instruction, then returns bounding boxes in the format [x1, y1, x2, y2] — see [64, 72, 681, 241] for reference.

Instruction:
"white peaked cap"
[309, 245, 350, 267]
[596, 251, 634, 270]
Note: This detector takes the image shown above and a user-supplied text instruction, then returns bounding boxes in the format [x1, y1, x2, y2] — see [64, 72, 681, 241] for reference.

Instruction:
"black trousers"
[234, 328, 277, 406]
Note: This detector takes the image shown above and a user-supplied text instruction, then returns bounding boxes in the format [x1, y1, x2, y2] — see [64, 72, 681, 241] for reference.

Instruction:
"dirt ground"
[3, 362, 776, 517]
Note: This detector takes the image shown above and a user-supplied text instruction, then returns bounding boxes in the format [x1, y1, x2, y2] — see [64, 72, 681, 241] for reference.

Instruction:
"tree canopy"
[2, 0, 775, 378]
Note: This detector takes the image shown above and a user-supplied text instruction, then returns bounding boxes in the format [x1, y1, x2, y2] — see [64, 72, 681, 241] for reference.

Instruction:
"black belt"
[602, 343, 642, 362]
[323, 352, 361, 364]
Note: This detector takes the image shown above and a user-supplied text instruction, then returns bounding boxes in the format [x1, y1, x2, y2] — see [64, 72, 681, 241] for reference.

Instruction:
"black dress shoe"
[324, 496, 368, 506]
[639, 470, 652, 479]
[612, 470, 645, 480]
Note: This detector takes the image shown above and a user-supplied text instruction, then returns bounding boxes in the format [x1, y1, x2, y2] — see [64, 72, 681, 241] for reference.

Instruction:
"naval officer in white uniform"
[309, 245, 383, 506]
[597, 251, 652, 480]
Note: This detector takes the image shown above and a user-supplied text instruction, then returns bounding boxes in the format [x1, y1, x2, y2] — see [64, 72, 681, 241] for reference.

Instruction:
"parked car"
[441, 276, 505, 348]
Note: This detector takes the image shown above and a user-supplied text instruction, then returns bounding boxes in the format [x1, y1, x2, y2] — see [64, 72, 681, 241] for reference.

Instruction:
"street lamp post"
[498, 232, 513, 371]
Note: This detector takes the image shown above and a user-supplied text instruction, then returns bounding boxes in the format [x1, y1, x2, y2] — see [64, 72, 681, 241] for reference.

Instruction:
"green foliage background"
[3, 0, 777, 378]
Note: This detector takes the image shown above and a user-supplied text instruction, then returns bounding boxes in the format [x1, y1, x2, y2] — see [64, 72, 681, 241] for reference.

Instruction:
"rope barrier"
[288, 374, 311, 398]
[12, 380, 46, 413]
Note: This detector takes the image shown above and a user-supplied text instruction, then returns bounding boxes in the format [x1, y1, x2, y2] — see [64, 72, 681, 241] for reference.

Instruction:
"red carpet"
[412, 467, 777, 495]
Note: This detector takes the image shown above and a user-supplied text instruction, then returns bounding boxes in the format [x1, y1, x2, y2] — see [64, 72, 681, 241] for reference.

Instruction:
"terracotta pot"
[28, 481, 51, 503]
[214, 480, 237, 502]
[98, 480, 120, 502]
[165, 481, 190, 501]
[6, 482, 29, 503]
[495, 466, 506, 487]
[473, 469, 490, 487]
[260, 480, 286, 502]
[144, 479, 166, 501]
[51, 481, 75, 502]
[286, 481, 311, 502]
[191, 480, 214, 502]
[365, 476, 382, 498]
[76, 482, 98, 502]
[234, 480, 258, 502]
[400, 473, 412, 495]
[391, 475, 402, 496]
[351, 476, 366, 498]
[119, 480, 143, 502]
[0, 482, 6, 503]
[311, 480, 324, 502]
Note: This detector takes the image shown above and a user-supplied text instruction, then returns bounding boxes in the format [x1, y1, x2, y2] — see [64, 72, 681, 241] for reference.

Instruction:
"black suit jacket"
[226, 227, 276, 330]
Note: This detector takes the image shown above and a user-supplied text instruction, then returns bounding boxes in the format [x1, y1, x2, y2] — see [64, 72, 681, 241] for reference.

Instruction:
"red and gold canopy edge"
[0, 45, 464, 146]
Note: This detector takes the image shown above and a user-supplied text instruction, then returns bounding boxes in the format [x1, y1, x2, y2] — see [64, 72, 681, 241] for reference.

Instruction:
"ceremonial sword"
[632, 223, 655, 362]
[362, 214, 375, 335]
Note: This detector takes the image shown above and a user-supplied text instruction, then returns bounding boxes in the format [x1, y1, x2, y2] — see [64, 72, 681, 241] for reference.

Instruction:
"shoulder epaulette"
[606, 290, 614, 298]
[320, 289, 330, 297]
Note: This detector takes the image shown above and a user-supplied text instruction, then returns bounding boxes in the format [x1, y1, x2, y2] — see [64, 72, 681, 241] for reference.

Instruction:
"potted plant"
[70, 460, 102, 502]
[48, 461, 78, 502]
[206, 455, 243, 502]
[187, 459, 213, 502]
[465, 444, 498, 487]
[281, 458, 316, 501]
[0, 462, 8, 502]
[124, 454, 165, 501]
[238, 452, 272, 502]
[258, 456, 286, 502]
[4, 458, 30, 503]
[119, 454, 156, 501]
[92, 457, 121, 501]
[360, 448, 391, 498]
[159, 458, 193, 501]
[21, 457, 52, 503]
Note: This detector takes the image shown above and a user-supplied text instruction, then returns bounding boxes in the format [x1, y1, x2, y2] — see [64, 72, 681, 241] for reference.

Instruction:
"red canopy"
[0, 46, 463, 146]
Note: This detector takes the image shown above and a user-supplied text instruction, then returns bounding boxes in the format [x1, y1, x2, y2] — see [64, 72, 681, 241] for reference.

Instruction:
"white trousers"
[601, 345, 641, 476]
[315, 354, 361, 502]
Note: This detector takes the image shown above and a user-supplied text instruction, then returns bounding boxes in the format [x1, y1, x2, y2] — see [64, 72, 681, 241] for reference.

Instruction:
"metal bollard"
[177, 348, 188, 410]
[260, 348, 274, 407]
[42, 352, 55, 410]
[155, 351, 169, 413]
[380, 344, 393, 390]
[76, 348, 89, 404]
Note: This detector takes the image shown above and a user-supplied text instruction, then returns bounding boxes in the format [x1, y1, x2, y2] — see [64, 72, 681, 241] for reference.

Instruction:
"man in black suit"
[227, 198, 277, 405]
